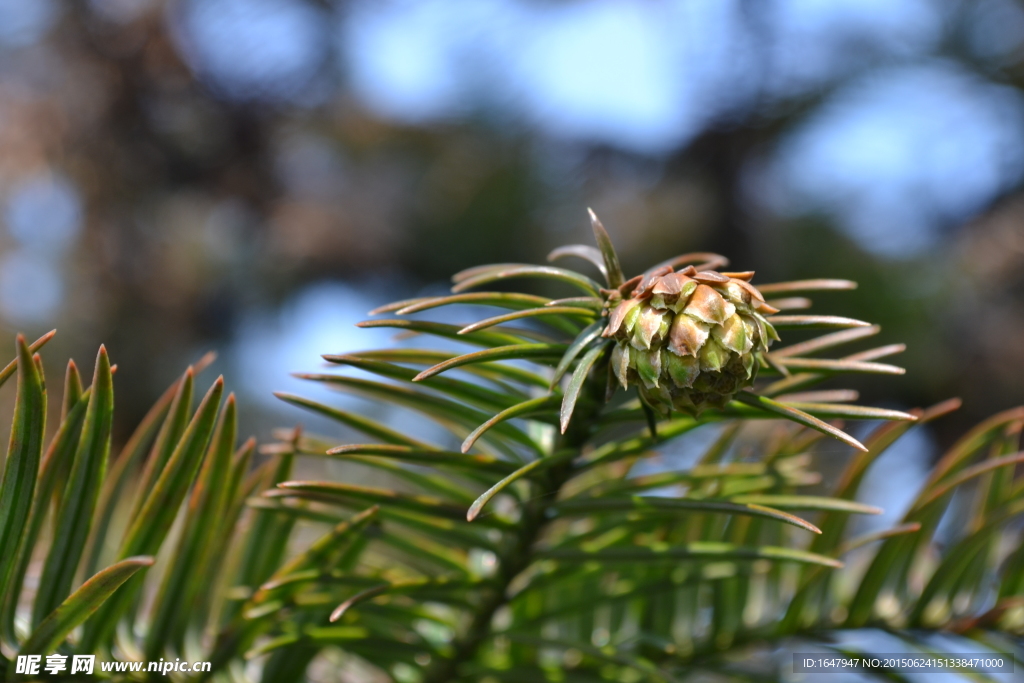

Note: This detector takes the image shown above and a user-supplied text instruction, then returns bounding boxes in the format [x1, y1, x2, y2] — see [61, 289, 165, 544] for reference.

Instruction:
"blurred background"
[0, 0, 1022, 499]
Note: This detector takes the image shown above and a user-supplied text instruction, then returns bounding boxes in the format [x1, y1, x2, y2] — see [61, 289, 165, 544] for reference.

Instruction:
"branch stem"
[423, 384, 600, 681]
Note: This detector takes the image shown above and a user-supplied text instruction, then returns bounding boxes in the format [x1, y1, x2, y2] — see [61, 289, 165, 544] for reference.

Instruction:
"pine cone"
[603, 265, 780, 415]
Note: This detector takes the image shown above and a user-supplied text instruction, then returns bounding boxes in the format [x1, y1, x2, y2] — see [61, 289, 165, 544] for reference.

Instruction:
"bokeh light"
[0, 0, 1018, 448]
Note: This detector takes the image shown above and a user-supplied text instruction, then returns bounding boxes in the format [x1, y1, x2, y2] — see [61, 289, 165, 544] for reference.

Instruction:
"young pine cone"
[603, 265, 779, 415]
